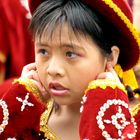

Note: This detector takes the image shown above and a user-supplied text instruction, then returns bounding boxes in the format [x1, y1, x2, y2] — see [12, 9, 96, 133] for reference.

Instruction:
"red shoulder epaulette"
[80, 79, 137, 140]
[0, 78, 46, 139]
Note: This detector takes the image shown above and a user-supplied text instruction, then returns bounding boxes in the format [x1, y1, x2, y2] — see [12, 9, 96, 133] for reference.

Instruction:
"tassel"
[114, 64, 138, 90]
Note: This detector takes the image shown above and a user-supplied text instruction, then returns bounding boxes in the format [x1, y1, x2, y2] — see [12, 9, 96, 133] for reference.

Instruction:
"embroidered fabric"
[14, 78, 140, 139]
[39, 98, 60, 140]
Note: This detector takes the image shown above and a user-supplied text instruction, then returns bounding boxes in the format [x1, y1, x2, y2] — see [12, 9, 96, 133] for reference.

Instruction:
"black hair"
[30, 0, 120, 56]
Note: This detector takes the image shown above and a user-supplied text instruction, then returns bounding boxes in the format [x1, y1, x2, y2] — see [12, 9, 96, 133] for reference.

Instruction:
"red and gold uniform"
[0, 79, 45, 139]
[0, 0, 138, 139]
[0, 78, 139, 139]
[80, 79, 138, 140]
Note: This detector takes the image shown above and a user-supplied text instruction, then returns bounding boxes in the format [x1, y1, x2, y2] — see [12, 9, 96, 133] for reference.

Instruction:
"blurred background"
[128, 0, 140, 87]
[0, 0, 34, 93]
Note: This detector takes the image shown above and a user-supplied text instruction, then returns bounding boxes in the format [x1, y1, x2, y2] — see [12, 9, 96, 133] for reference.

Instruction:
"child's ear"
[107, 46, 120, 67]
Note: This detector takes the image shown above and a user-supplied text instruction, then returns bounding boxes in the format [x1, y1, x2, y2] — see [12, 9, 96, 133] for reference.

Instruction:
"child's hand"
[96, 63, 120, 82]
[21, 63, 49, 99]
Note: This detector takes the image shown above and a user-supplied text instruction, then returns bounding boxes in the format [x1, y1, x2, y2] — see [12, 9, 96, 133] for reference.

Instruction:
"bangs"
[30, 0, 102, 42]
[30, 0, 118, 54]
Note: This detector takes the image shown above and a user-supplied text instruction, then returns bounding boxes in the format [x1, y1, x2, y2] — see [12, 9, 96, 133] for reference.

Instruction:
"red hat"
[28, 0, 140, 71]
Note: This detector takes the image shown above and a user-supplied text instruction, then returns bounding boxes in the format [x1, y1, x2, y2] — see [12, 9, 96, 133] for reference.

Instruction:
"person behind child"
[0, 0, 140, 139]
[0, 0, 35, 92]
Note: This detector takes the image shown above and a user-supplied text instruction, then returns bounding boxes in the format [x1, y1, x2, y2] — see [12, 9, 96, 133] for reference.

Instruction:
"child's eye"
[38, 49, 48, 56]
[66, 51, 78, 58]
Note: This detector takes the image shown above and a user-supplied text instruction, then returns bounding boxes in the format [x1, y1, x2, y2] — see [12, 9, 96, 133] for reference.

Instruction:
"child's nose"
[47, 57, 65, 77]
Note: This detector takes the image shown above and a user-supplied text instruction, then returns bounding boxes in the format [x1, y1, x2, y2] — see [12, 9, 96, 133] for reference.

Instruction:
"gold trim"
[13, 78, 45, 102]
[40, 99, 60, 140]
[115, 64, 138, 90]
[0, 52, 6, 63]
[85, 79, 127, 93]
[14, 79, 59, 139]
[131, 103, 140, 117]
[103, 0, 140, 65]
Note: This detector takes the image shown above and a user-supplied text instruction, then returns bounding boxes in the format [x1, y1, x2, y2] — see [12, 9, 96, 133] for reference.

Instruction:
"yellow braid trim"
[103, 0, 140, 65]
[0, 52, 6, 63]
[13, 78, 45, 102]
[103, 0, 140, 44]
[85, 79, 126, 93]
[40, 99, 60, 140]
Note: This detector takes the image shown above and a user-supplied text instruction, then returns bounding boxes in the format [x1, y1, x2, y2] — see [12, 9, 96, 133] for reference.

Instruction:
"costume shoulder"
[0, 78, 46, 139]
[80, 79, 137, 140]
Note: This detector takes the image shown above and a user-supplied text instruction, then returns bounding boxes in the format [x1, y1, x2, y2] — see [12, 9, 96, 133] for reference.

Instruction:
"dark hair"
[30, 0, 120, 56]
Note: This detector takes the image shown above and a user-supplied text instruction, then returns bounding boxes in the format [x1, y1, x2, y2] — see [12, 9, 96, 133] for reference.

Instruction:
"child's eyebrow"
[35, 42, 49, 47]
[60, 43, 83, 49]
[35, 42, 83, 49]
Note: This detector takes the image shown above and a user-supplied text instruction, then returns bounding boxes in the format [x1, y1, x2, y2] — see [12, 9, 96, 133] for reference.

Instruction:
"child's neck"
[48, 102, 81, 140]
[53, 102, 81, 116]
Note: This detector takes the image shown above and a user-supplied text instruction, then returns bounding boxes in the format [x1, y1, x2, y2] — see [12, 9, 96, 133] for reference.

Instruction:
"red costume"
[0, 78, 139, 139]
[80, 80, 138, 140]
[0, 0, 34, 82]
[0, 0, 140, 139]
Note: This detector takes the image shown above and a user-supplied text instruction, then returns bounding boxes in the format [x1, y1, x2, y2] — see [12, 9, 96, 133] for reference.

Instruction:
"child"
[0, 0, 140, 139]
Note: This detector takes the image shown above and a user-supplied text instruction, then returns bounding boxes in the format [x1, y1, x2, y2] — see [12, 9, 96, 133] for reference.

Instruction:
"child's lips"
[49, 82, 69, 96]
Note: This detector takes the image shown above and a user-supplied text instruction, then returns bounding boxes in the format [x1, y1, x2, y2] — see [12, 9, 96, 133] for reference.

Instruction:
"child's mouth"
[49, 82, 69, 96]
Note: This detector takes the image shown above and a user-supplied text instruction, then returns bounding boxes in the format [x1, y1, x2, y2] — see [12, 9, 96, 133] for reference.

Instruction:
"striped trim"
[13, 78, 45, 102]
[85, 79, 127, 93]
[103, 0, 140, 65]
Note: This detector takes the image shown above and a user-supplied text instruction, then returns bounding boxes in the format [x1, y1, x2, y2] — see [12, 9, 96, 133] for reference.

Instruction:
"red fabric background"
[0, 0, 34, 79]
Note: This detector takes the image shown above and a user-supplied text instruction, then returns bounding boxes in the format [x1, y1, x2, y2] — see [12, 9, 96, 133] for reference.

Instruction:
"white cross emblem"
[96, 99, 137, 139]
[16, 93, 34, 111]
[104, 106, 130, 137]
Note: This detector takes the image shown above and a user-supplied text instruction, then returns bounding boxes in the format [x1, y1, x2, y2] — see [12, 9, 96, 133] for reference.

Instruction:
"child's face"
[35, 24, 108, 105]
